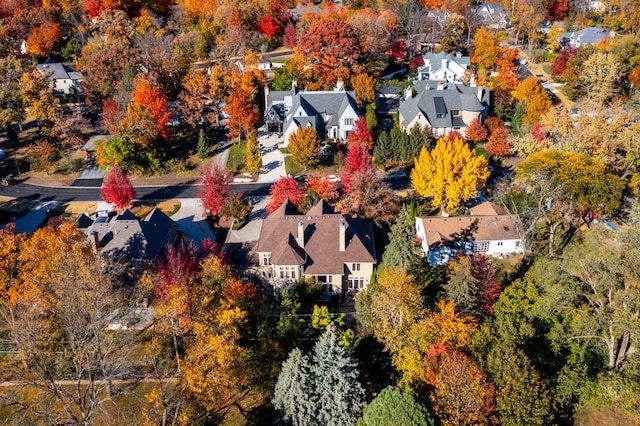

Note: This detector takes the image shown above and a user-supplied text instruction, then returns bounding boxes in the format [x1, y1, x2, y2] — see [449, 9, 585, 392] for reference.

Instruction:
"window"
[452, 110, 460, 116]
[279, 266, 297, 279]
[349, 277, 365, 290]
[261, 253, 271, 266]
[473, 242, 489, 253]
[351, 263, 360, 272]
[497, 241, 503, 246]
[344, 118, 354, 126]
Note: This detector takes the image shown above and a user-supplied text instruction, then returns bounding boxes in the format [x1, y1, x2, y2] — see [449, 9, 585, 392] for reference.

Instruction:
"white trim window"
[348, 277, 365, 290]
[278, 266, 297, 279]
[351, 263, 361, 272]
[473, 242, 489, 253]
[344, 118, 354, 126]
[261, 253, 272, 266]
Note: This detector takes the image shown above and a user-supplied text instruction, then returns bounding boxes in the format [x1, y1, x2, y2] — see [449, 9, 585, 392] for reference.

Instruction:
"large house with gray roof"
[415, 202, 523, 265]
[417, 51, 470, 83]
[255, 200, 376, 297]
[78, 208, 178, 267]
[561, 27, 614, 48]
[398, 80, 489, 137]
[263, 81, 360, 146]
[36, 60, 83, 95]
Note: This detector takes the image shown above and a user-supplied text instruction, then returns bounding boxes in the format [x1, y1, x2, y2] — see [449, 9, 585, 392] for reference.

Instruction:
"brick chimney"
[339, 220, 346, 252]
[297, 221, 304, 249]
[89, 231, 100, 255]
[437, 80, 444, 90]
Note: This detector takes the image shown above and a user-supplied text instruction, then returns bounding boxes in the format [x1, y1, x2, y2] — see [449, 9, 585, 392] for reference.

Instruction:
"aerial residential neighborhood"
[1, 0, 640, 424]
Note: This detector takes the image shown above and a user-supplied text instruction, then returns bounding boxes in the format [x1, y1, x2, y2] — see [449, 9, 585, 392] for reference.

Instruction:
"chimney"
[264, 85, 270, 110]
[477, 87, 484, 102]
[437, 80, 444, 90]
[470, 73, 477, 88]
[297, 221, 304, 249]
[339, 220, 346, 252]
[90, 231, 100, 254]
[404, 85, 413, 100]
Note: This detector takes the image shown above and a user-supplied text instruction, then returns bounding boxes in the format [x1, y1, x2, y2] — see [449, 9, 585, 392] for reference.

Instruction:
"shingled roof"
[256, 200, 376, 273]
[85, 208, 178, 262]
[417, 201, 520, 246]
[399, 81, 489, 129]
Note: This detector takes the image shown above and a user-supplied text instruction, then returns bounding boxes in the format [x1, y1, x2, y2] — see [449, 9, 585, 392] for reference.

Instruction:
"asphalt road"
[0, 181, 272, 202]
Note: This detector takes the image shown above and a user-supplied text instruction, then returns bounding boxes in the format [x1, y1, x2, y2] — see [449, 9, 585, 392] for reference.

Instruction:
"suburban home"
[398, 80, 489, 137]
[263, 81, 360, 145]
[77, 208, 178, 267]
[254, 200, 376, 298]
[417, 51, 470, 83]
[36, 60, 84, 95]
[474, 2, 510, 29]
[375, 84, 403, 116]
[561, 27, 614, 48]
[415, 202, 523, 265]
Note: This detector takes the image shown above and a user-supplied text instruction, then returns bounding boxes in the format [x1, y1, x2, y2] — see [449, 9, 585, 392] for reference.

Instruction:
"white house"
[264, 81, 360, 146]
[561, 27, 614, 48]
[417, 51, 470, 83]
[398, 80, 489, 137]
[36, 61, 83, 95]
[415, 202, 523, 265]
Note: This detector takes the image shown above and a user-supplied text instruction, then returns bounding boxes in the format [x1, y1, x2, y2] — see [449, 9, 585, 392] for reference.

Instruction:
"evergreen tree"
[273, 348, 315, 426]
[273, 325, 366, 426]
[311, 325, 366, 426]
[365, 103, 378, 132]
[390, 127, 409, 161]
[374, 130, 393, 163]
[360, 386, 434, 426]
[443, 255, 501, 319]
[407, 125, 433, 159]
[381, 205, 422, 272]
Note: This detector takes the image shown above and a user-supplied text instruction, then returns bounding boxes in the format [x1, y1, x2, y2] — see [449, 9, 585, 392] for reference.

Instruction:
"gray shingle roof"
[399, 82, 488, 129]
[36, 62, 82, 81]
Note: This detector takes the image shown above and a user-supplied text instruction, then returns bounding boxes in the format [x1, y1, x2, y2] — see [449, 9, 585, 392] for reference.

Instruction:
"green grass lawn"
[284, 156, 303, 176]
[228, 141, 248, 174]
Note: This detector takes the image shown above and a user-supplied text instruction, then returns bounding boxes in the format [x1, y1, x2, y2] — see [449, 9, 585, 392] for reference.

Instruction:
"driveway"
[225, 195, 268, 244]
[257, 128, 287, 183]
[3, 200, 58, 233]
[171, 198, 217, 245]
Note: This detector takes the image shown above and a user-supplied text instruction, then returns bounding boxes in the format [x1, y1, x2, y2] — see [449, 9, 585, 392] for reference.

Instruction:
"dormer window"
[452, 110, 460, 117]
[344, 118, 354, 126]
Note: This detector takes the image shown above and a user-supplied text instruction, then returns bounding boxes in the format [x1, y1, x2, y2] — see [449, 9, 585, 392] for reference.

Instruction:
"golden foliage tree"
[350, 73, 376, 108]
[471, 28, 501, 71]
[289, 126, 320, 170]
[411, 136, 490, 215]
[512, 77, 552, 127]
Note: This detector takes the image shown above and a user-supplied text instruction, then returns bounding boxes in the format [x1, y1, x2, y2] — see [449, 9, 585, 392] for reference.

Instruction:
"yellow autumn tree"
[350, 73, 376, 108]
[289, 126, 320, 170]
[411, 136, 490, 215]
[471, 28, 502, 71]
[512, 76, 552, 127]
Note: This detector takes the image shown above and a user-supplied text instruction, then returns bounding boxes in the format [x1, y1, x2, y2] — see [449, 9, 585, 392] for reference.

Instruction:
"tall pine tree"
[272, 348, 315, 426]
[381, 205, 422, 272]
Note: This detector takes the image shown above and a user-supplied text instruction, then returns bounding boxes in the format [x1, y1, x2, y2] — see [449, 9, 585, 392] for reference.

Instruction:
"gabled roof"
[561, 27, 612, 46]
[85, 208, 178, 262]
[256, 201, 376, 274]
[36, 62, 83, 81]
[417, 203, 521, 248]
[399, 82, 488, 129]
[422, 51, 471, 69]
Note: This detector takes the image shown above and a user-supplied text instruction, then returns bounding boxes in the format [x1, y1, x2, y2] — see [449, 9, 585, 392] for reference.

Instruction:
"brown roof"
[418, 213, 521, 245]
[470, 201, 509, 216]
[256, 201, 376, 273]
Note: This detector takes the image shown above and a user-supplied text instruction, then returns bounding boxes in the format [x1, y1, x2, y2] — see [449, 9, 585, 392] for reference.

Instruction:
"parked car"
[1, 174, 15, 186]
[385, 171, 408, 181]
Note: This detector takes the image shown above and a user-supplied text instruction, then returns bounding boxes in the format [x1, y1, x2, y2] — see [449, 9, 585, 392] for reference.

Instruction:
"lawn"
[284, 156, 303, 176]
[228, 141, 248, 174]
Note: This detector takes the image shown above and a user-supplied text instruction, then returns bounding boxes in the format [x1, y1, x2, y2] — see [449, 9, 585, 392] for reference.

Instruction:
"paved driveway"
[171, 198, 217, 244]
[257, 129, 286, 183]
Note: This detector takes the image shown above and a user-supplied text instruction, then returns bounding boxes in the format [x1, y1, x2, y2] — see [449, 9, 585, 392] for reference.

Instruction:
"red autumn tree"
[341, 138, 373, 193]
[200, 163, 231, 216]
[484, 116, 504, 134]
[298, 18, 362, 89]
[154, 239, 202, 302]
[102, 98, 126, 135]
[226, 87, 259, 140]
[546, 0, 569, 21]
[283, 22, 297, 49]
[465, 118, 488, 144]
[551, 46, 578, 79]
[100, 165, 136, 209]
[346, 117, 374, 150]
[447, 130, 465, 142]
[267, 177, 304, 214]
[486, 127, 511, 157]
[531, 122, 547, 144]
[258, 15, 281, 41]
[131, 75, 173, 138]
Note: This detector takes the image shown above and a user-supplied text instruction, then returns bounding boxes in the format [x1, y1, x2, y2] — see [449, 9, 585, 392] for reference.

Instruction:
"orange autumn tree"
[307, 175, 340, 204]
[226, 87, 259, 140]
[26, 23, 61, 57]
[495, 48, 520, 90]
[131, 74, 173, 138]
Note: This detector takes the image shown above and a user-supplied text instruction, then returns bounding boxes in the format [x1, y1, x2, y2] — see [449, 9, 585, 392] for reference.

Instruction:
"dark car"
[1, 174, 15, 186]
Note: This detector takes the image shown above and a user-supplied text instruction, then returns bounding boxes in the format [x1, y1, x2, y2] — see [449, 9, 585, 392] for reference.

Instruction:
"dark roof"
[84, 208, 178, 262]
